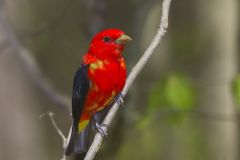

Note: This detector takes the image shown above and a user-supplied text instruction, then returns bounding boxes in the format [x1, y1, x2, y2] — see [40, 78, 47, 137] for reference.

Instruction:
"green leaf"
[165, 74, 196, 110]
[165, 110, 188, 125]
[147, 80, 167, 112]
[139, 73, 197, 127]
[137, 114, 154, 129]
[148, 73, 196, 111]
[232, 75, 240, 107]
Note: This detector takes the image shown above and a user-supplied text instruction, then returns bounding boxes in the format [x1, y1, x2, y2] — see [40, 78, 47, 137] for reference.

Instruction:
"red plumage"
[65, 29, 132, 155]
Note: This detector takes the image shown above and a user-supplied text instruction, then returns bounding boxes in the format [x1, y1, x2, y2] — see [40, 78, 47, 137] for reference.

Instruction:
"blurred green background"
[0, 0, 239, 160]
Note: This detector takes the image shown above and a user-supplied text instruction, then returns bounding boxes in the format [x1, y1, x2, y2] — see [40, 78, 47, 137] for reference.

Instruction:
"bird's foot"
[95, 123, 108, 137]
[115, 93, 124, 107]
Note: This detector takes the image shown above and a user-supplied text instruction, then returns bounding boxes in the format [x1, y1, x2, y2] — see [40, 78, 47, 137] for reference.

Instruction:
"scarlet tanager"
[65, 29, 132, 155]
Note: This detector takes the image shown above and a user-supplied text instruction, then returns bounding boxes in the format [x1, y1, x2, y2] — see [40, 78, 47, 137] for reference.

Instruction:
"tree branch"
[39, 112, 70, 160]
[83, 0, 172, 159]
[40, 112, 67, 144]
[0, 11, 71, 113]
[17, 49, 71, 113]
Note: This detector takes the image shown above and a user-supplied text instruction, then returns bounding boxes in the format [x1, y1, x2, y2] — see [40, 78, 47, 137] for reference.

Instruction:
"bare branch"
[0, 11, 71, 113]
[16, 50, 71, 113]
[40, 112, 67, 143]
[40, 112, 70, 160]
[1, 5, 72, 159]
[83, 0, 172, 159]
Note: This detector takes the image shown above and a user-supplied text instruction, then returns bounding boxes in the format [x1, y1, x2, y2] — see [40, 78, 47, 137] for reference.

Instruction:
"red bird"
[65, 29, 132, 155]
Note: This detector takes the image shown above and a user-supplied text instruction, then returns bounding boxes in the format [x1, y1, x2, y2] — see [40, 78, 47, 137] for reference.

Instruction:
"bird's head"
[88, 29, 132, 59]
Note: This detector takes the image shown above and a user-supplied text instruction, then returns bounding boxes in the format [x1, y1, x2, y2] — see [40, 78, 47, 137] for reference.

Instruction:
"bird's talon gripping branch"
[115, 93, 124, 107]
[95, 123, 108, 137]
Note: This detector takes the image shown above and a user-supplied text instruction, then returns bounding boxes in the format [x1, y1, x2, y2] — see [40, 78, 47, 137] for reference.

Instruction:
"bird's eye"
[103, 36, 111, 42]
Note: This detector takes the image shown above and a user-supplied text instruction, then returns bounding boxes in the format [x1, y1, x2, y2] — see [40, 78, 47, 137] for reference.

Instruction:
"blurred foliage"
[149, 73, 196, 111]
[138, 73, 197, 128]
[232, 74, 240, 107]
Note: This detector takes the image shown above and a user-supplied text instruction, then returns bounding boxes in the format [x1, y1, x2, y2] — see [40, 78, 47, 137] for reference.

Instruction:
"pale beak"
[116, 34, 132, 44]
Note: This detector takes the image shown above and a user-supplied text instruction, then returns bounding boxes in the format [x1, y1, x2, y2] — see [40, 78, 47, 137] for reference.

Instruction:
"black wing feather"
[72, 64, 90, 131]
[65, 64, 90, 155]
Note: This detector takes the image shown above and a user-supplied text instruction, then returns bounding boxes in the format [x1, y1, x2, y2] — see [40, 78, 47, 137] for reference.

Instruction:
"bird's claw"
[95, 123, 108, 137]
[115, 93, 124, 107]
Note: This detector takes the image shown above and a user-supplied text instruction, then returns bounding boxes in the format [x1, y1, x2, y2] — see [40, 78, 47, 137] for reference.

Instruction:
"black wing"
[72, 64, 90, 131]
[65, 64, 90, 155]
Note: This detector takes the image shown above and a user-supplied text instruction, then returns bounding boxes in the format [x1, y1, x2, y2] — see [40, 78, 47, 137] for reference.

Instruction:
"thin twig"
[17, 50, 71, 113]
[1, 6, 71, 159]
[40, 112, 67, 143]
[39, 112, 69, 160]
[83, 0, 172, 159]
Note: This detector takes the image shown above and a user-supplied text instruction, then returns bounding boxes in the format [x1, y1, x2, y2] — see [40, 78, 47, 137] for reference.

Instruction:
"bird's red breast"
[65, 29, 131, 155]
[78, 54, 126, 131]
[83, 54, 126, 113]
[77, 29, 131, 132]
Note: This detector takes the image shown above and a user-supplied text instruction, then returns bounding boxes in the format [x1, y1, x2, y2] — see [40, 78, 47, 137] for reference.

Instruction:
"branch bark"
[0, 12, 71, 113]
[83, 0, 172, 159]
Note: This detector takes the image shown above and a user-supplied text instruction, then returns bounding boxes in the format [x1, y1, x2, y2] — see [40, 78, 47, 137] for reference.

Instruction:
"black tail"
[65, 122, 91, 156]
[65, 107, 109, 156]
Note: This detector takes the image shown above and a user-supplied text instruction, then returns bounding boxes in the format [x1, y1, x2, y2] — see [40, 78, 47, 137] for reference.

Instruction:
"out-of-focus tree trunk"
[0, 4, 51, 158]
[196, 0, 238, 159]
[0, 51, 48, 160]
